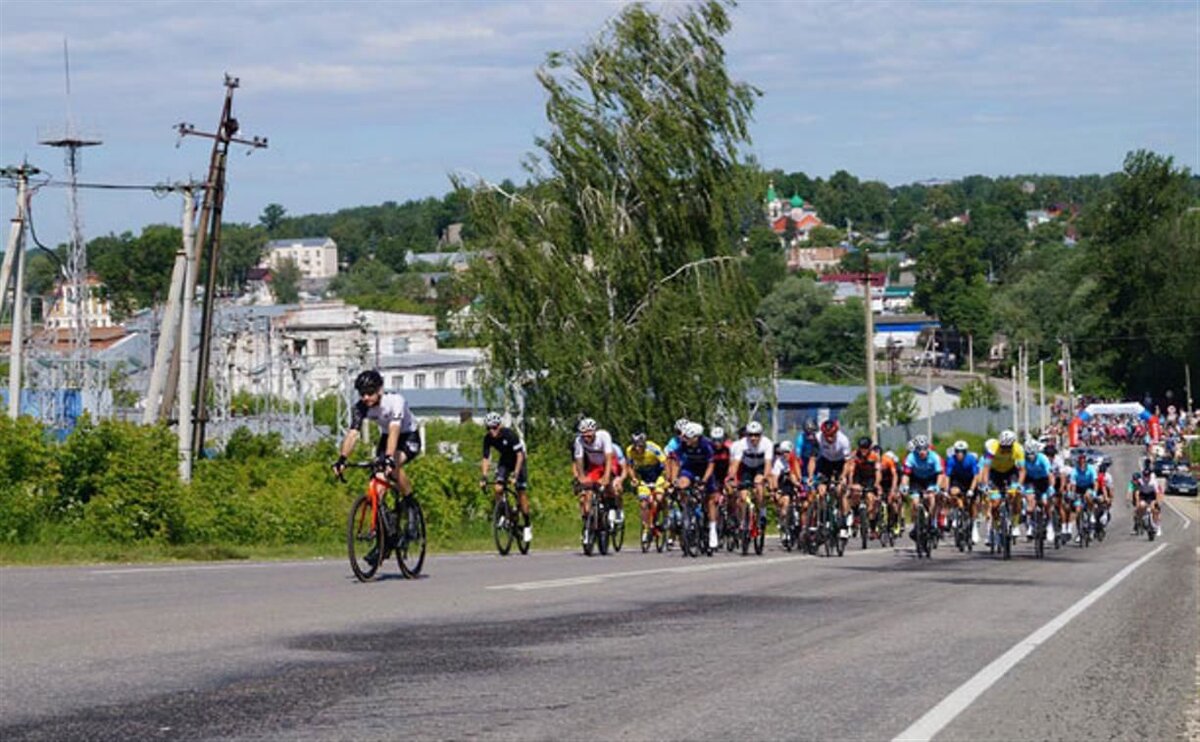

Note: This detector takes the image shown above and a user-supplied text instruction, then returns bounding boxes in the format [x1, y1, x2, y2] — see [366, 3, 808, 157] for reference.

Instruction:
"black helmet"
[857, 436, 872, 449]
[354, 369, 383, 395]
[803, 419, 818, 433]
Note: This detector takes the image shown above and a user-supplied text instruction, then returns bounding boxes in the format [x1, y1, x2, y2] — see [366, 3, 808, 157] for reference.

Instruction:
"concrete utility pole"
[1011, 362, 1019, 432]
[2, 164, 37, 419]
[1186, 363, 1193, 418]
[1039, 359, 1046, 432]
[858, 219, 878, 442]
[173, 75, 267, 458]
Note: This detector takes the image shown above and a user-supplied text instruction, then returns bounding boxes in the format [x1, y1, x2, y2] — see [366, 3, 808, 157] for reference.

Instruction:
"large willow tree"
[463, 1, 770, 440]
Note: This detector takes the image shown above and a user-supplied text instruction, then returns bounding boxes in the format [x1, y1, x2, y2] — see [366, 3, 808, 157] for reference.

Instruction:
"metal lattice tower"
[39, 39, 101, 390]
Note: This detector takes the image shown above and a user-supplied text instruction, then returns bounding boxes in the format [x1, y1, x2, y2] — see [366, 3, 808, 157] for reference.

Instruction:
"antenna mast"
[39, 38, 101, 388]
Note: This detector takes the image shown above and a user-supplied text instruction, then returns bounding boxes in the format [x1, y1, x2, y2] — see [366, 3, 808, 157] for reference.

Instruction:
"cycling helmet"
[821, 419, 840, 434]
[578, 418, 598, 433]
[483, 411, 503, 428]
[912, 435, 929, 451]
[746, 421, 764, 436]
[1099, 461, 1110, 473]
[999, 430, 1016, 446]
[683, 422, 703, 439]
[1132, 471, 1142, 481]
[631, 432, 647, 446]
[803, 419, 818, 433]
[1027, 440, 1041, 455]
[872, 444, 882, 453]
[354, 369, 383, 395]
[1043, 441, 1058, 456]
[674, 417, 690, 434]
[906, 440, 915, 453]
[710, 426, 726, 441]
[857, 436, 872, 449]
[778, 440, 794, 454]
[953, 440, 969, 453]
[1075, 450, 1088, 461]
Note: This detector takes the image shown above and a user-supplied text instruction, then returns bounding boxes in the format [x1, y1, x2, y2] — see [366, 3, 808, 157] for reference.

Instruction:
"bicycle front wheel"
[492, 497, 514, 556]
[348, 494, 383, 582]
[396, 497, 427, 578]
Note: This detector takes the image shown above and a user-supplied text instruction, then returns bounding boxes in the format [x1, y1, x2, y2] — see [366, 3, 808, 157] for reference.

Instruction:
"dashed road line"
[892, 541, 1169, 742]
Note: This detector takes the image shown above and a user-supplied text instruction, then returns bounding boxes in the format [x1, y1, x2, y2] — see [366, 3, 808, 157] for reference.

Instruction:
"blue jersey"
[1069, 464, 1098, 489]
[793, 433, 819, 467]
[904, 451, 944, 482]
[672, 438, 715, 478]
[664, 436, 683, 458]
[945, 452, 980, 482]
[1024, 453, 1053, 480]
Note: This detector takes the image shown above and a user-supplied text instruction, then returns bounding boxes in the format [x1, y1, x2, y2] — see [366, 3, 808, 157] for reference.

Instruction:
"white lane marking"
[892, 541, 1169, 742]
[486, 544, 905, 592]
[488, 556, 799, 591]
[1163, 498, 1193, 530]
[90, 562, 324, 576]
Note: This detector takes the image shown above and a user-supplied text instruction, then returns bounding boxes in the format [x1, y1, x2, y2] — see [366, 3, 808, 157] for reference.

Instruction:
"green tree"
[957, 378, 1001, 411]
[744, 224, 785, 296]
[272, 258, 301, 304]
[886, 385, 919, 427]
[757, 276, 835, 374]
[806, 224, 843, 247]
[259, 203, 287, 233]
[913, 225, 993, 339]
[463, 1, 769, 438]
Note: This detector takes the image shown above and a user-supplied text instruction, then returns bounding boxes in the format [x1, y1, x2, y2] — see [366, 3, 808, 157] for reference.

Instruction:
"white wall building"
[44, 275, 116, 330]
[263, 237, 339, 280]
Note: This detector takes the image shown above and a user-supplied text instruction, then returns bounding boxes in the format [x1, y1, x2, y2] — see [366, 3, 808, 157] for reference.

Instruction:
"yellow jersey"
[626, 441, 666, 475]
[984, 439, 1025, 473]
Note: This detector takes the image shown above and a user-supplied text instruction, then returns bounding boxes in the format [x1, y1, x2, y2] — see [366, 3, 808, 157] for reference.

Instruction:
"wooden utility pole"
[171, 75, 267, 458]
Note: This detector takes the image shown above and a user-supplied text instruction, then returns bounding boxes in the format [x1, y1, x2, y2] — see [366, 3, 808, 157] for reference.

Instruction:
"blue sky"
[1, 0, 1196, 241]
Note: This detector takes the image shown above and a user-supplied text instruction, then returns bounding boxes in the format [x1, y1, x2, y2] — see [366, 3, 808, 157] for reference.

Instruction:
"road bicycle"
[737, 490, 766, 556]
[987, 488, 1013, 560]
[485, 480, 530, 556]
[340, 460, 426, 582]
[679, 482, 708, 558]
[818, 479, 847, 557]
[579, 482, 611, 557]
[910, 487, 936, 559]
[639, 487, 668, 553]
[950, 491, 973, 553]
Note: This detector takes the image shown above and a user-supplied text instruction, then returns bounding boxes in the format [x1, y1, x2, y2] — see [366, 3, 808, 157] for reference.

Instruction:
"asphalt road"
[2, 447, 1196, 741]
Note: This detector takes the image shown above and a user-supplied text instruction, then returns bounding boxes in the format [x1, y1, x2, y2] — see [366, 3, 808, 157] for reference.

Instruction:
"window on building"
[433, 371, 445, 388]
[456, 369, 467, 386]
[392, 337, 409, 354]
[314, 339, 329, 357]
[391, 375, 403, 388]
[414, 373, 426, 389]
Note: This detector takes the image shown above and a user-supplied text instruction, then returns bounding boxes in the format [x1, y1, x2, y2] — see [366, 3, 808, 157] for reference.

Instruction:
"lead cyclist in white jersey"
[333, 369, 421, 497]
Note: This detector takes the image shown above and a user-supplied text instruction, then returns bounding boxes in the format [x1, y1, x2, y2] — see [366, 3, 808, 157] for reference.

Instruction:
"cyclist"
[843, 437, 882, 539]
[728, 421, 774, 545]
[877, 446, 902, 536]
[709, 426, 733, 500]
[663, 417, 690, 486]
[626, 432, 667, 547]
[1095, 461, 1113, 528]
[980, 430, 1025, 538]
[900, 435, 945, 540]
[945, 440, 982, 545]
[1022, 440, 1055, 542]
[334, 370, 421, 497]
[772, 439, 800, 544]
[1066, 450, 1098, 543]
[809, 419, 852, 537]
[793, 419, 821, 487]
[1130, 469, 1163, 536]
[572, 418, 616, 540]
[480, 412, 532, 545]
[669, 422, 717, 548]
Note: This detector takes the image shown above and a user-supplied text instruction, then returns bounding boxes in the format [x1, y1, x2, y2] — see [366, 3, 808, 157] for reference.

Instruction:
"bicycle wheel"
[492, 497, 514, 556]
[1033, 510, 1045, 559]
[348, 494, 383, 582]
[754, 507, 766, 555]
[680, 499, 697, 558]
[835, 506, 847, 557]
[611, 509, 625, 553]
[396, 497, 427, 578]
[1001, 510, 1011, 561]
[515, 505, 530, 555]
[582, 493, 598, 556]
[597, 504, 610, 556]
[654, 504, 667, 553]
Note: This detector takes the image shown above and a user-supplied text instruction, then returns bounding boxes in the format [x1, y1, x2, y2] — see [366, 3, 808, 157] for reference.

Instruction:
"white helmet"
[578, 418, 598, 433]
[674, 417, 690, 434]
[710, 426, 726, 441]
[953, 440, 969, 453]
[484, 412, 503, 428]
[778, 440, 794, 454]
[683, 422, 703, 439]
[912, 435, 929, 450]
[1027, 440, 1042, 455]
[745, 421, 764, 436]
[999, 430, 1016, 446]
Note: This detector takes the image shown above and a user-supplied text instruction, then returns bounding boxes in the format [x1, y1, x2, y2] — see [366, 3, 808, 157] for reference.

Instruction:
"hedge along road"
[1, 448, 1195, 741]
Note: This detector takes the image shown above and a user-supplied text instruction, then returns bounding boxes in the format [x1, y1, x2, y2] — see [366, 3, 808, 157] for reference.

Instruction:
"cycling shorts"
[910, 477, 938, 495]
[852, 471, 877, 490]
[988, 469, 1016, 490]
[678, 469, 716, 493]
[375, 431, 422, 462]
[493, 463, 529, 491]
[816, 457, 845, 480]
[1028, 477, 1051, 498]
[1138, 490, 1158, 504]
[948, 477, 975, 495]
[737, 465, 766, 488]
[636, 477, 667, 500]
[582, 464, 607, 484]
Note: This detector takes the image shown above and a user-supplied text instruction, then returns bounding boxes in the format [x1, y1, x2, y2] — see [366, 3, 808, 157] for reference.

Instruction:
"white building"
[44, 275, 115, 330]
[263, 237, 338, 280]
